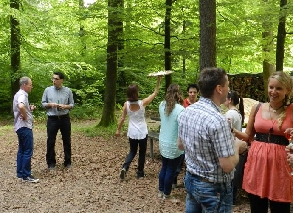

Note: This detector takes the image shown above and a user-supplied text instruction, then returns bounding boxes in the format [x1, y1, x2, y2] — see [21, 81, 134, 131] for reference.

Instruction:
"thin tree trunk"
[117, 0, 126, 88]
[262, 0, 275, 99]
[99, 0, 120, 127]
[10, 0, 21, 108]
[182, 20, 186, 78]
[164, 0, 172, 91]
[199, 0, 216, 71]
[276, 0, 287, 71]
[79, 0, 86, 57]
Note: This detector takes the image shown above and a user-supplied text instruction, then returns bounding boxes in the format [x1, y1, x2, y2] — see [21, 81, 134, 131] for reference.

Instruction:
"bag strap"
[254, 102, 262, 119]
[250, 102, 262, 142]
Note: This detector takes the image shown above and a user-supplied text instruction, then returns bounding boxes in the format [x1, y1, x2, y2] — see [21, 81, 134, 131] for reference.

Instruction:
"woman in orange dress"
[233, 71, 293, 213]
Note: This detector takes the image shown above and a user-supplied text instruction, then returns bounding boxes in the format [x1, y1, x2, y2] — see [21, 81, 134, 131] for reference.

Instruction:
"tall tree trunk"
[10, 0, 21, 106]
[262, 0, 275, 99]
[164, 0, 172, 91]
[276, 0, 287, 71]
[182, 20, 186, 78]
[99, 0, 120, 127]
[199, 0, 216, 71]
[117, 0, 126, 88]
[79, 0, 86, 57]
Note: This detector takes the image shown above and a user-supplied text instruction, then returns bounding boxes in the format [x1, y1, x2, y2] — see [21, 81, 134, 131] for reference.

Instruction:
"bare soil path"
[0, 120, 250, 212]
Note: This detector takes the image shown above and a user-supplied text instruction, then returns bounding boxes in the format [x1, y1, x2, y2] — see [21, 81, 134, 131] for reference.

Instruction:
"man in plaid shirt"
[178, 67, 247, 213]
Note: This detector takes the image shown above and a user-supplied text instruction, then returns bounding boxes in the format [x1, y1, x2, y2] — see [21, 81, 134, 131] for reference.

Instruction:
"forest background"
[1, 0, 293, 127]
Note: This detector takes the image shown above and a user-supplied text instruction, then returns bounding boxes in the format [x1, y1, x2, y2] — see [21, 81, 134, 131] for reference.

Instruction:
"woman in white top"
[224, 90, 244, 204]
[116, 76, 162, 179]
[224, 90, 244, 132]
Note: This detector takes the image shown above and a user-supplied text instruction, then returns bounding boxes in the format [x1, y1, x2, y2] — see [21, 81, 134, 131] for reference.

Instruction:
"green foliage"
[81, 123, 117, 138]
[1, 0, 293, 130]
[69, 104, 101, 120]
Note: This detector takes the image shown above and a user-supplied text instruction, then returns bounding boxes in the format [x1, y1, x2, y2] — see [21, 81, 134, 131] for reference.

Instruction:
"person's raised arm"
[115, 102, 127, 137]
[142, 76, 162, 107]
[233, 104, 258, 143]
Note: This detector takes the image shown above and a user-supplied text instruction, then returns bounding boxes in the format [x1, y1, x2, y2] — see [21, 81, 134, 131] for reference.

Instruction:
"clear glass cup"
[29, 103, 36, 111]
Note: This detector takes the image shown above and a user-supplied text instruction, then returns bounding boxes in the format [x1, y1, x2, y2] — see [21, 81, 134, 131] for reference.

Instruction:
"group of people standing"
[14, 68, 293, 212]
[13, 72, 74, 183]
[116, 67, 293, 213]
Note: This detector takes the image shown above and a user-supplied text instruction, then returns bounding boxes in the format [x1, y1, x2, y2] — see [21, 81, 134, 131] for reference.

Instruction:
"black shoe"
[22, 175, 39, 183]
[137, 171, 145, 179]
[120, 168, 126, 179]
[48, 164, 55, 170]
[65, 164, 71, 169]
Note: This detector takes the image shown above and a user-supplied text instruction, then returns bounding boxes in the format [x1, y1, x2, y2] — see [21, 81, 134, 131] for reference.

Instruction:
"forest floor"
[0, 118, 252, 212]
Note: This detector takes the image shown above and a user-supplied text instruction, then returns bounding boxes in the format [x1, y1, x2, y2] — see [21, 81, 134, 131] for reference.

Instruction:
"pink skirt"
[242, 141, 293, 202]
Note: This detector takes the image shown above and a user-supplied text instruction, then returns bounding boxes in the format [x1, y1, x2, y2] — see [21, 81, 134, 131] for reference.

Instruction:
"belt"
[189, 172, 212, 183]
[48, 114, 69, 119]
[255, 132, 289, 146]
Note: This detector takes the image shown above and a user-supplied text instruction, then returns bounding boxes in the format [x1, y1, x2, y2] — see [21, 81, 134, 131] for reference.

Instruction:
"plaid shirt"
[178, 97, 235, 183]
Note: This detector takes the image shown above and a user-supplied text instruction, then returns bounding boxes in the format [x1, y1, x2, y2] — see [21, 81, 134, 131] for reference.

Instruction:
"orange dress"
[242, 104, 293, 202]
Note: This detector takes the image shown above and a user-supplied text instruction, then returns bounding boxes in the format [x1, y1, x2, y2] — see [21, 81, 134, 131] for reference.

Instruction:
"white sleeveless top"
[127, 100, 148, 139]
[225, 109, 242, 131]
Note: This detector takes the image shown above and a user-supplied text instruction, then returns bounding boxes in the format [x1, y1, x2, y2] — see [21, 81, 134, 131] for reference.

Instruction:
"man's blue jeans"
[159, 155, 181, 195]
[184, 171, 233, 213]
[16, 127, 33, 178]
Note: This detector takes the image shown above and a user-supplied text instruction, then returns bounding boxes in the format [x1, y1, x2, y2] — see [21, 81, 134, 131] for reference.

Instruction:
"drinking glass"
[29, 103, 36, 111]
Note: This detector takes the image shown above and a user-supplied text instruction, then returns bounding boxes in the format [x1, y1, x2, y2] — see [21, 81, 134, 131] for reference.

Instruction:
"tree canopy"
[0, 0, 293, 118]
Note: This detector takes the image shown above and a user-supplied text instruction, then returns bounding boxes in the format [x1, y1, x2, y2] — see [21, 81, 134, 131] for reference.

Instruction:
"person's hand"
[19, 114, 27, 121]
[234, 139, 247, 154]
[284, 128, 293, 139]
[157, 76, 162, 83]
[227, 118, 233, 131]
[51, 103, 59, 108]
[30, 104, 36, 111]
[57, 104, 67, 110]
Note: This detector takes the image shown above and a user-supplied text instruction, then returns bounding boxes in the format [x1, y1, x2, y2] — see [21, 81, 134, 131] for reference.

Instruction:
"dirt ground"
[0, 119, 251, 213]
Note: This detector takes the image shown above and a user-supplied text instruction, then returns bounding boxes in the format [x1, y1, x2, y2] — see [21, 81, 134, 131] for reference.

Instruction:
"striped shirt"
[178, 97, 235, 183]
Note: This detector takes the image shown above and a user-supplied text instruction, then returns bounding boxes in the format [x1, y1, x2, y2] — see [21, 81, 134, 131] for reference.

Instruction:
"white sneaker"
[163, 194, 171, 200]
[22, 175, 39, 183]
[158, 191, 164, 198]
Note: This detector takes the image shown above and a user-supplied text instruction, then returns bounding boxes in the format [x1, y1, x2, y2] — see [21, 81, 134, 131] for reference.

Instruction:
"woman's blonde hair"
[164, 84, 183, 116]
[269, 71, 293, 129]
